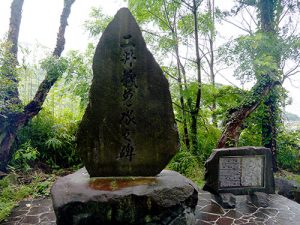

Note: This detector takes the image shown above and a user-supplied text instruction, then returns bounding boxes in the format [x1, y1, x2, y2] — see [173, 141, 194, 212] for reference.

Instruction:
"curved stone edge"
[51, 168, 199, 225]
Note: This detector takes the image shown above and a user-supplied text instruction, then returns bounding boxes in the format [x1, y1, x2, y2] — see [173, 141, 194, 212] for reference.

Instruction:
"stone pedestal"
[51, 168, 198, 225]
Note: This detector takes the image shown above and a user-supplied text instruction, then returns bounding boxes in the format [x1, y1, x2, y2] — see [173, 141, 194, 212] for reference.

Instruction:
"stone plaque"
[219, 156, 264, 189]
[203, 147, 275, 195]
[219, 157, 241, 188]
[241, 156, 263, 187]
[76, 8, 179, 177]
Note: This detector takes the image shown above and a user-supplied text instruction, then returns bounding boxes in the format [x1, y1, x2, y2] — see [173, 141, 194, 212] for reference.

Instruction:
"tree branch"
[24, 0, 76, 119]
[222, 18, 252, 34]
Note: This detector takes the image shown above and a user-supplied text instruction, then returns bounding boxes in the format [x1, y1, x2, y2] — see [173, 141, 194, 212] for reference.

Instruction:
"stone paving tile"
[200, 201, 225, 215]
[223, 209, 243, 219]
[1, 191, 300, 224]
[196, 212, 220, 222]
[216, 217, 234, 225]
[0, 198, 56, 225]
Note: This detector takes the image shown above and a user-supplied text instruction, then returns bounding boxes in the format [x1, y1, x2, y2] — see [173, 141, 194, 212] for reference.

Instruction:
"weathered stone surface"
[4, 190, 300, 225]
[51, 168, 198, 225]
[216, 193, 237, 208]
[76, 8, 179, 177]
[203, 147, 275, 195]
[275, 177, 300, 202]
[248, 192, 269, 207]
[294, 189, 300, 203]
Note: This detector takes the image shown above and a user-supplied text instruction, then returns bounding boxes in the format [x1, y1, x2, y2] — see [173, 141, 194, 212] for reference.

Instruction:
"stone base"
[51, 168, 198, 225]
[216, 193, 237, 208]
[215, 192, 271, 209]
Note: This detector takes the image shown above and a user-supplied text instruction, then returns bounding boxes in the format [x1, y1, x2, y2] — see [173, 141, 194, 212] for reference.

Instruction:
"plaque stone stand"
[203, 147, 275, 208]
[51, 8, 198, 225]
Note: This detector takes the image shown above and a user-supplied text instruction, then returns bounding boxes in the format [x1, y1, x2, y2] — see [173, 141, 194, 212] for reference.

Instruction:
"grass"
[0, 165, 81, 222]
[275, 169, 300, 186]
[0, 170, 56, 222]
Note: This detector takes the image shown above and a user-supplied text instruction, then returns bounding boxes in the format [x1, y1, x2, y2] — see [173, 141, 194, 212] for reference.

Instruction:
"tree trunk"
[175, 50, 190, 150]
[0, 0, 76, 172]
[208, 0, 217, 127]
[217, 0, 281, 153]
[190, 0, 202, 154]
[0, 0, 24, 172]
[217, 76, 280, 148]
[173, 23, 190, 150]
[3, 0, 24, 105]
[262, 89, 279, 171]
[258, 0, 279, 170]
[175, 43, 190, 150]
[7, 0, 24, 58]
[161, 0, 191, 150]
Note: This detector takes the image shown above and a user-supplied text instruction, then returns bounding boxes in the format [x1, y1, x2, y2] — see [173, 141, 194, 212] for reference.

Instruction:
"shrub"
[277, 129, 300, 172]
[168, 150, 204, 187]
[16, 109, 82, 169]
[10, 142, 39, 171]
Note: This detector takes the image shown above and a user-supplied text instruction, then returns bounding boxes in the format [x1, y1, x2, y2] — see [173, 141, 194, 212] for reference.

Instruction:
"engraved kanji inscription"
[219, 156, 264, 188]
[118, 34, 138, 161]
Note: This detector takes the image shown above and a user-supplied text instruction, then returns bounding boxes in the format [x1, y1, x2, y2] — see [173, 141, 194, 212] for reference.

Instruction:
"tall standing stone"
[77, 8, 179, 177]
[52, 10, 197, 224]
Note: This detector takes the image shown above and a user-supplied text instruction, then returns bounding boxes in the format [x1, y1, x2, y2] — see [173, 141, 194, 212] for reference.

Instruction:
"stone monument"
[51, 8, 198, 225]
[203, 146, 275, 208]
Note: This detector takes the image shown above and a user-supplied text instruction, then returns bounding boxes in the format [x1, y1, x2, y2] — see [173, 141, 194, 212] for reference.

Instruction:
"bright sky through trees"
[0, 0, 299, 116]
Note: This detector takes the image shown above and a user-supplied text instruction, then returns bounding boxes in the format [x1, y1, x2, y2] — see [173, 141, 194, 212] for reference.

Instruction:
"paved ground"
[1, 191, 300, 225]
[195, 191, 300, 225]
[1, 198, 55, 225]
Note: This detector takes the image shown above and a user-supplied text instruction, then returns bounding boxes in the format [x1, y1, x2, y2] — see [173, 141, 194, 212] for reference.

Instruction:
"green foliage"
[128, 0, 181, 62]
[197, 123, 221, 161]
[84, 7, 112, 37]
[1, 2, 299, 207]
[219, 32, 282, 83]
[64, 45, 94, 109]
[0, 39, 16, 78]
[172, 81, 251, 157]
[0, 201, 14, 223]
[41, 56, 68, 81]
[239, 125, 262, 146]
[34, 180, 52, 196]
[17, 109, 81, 169]
[0, 39, 22, 115]
[219, 0, 300, 85]
[12, 44, 86, 170]
[0, 171, 56, 222]
[158, 35, 177, 53]
[237, 103, 266, 146]
[129, 0, 179, 26]
[0, 174, 32, 222]
[168, 149, 204, 187]
[277, 129, 300, 172]
[10, 142, 39, 171]
[208, 84, 247, 122]
[18, 44, 48, 105]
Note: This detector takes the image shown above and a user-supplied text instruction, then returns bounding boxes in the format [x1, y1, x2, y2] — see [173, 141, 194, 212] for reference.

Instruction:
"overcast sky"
[0, 0, 299, 116]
